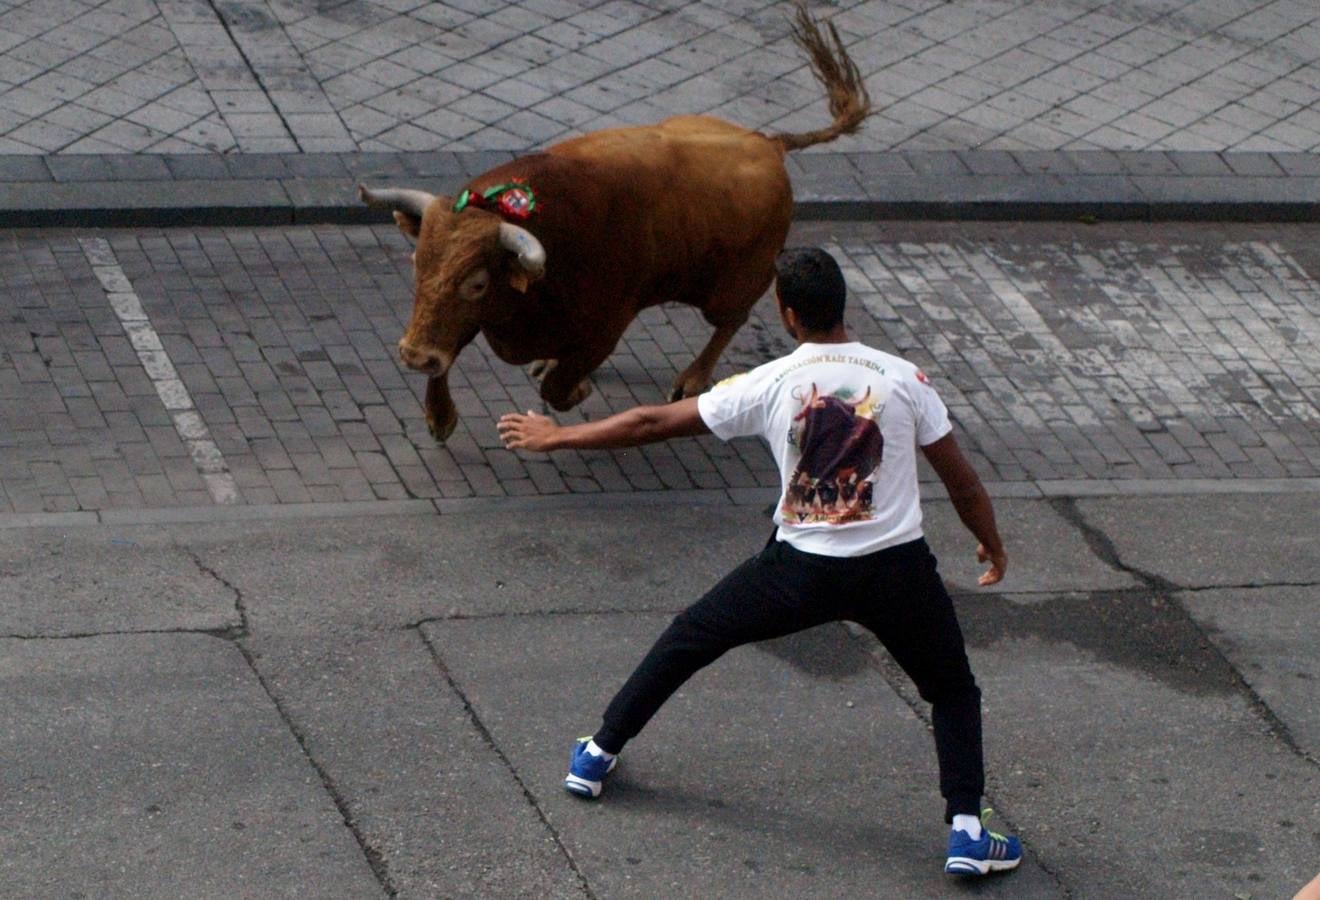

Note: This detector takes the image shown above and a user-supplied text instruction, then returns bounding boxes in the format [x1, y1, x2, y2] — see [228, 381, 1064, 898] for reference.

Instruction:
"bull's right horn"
[498, 223, 546, 280]
[357, 185, 435, 221]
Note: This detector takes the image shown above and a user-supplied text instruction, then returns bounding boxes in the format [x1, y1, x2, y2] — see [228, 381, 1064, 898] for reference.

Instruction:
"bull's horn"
[498, 223, 546, 279]
[358, 185, 435, 220]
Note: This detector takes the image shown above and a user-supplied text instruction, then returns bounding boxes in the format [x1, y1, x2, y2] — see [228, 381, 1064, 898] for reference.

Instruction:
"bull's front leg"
[424, 373, 459, 443]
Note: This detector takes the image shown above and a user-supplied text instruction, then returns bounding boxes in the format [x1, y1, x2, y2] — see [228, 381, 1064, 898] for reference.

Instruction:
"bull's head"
[359, 184, 547, 441]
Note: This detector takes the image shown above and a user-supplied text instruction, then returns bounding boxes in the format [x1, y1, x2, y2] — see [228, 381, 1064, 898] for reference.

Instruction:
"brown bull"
[360, 4, 871, 442]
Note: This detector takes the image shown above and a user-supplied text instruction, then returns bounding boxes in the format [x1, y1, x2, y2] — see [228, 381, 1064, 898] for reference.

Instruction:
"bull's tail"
[770, 3, 872, 153]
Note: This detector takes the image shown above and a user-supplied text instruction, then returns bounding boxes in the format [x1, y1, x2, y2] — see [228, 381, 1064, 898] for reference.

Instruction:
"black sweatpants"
[593, 536, 984, 822]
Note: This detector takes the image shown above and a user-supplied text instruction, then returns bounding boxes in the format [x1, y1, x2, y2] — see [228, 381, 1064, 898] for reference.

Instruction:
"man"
[497, 247, 1021, 877]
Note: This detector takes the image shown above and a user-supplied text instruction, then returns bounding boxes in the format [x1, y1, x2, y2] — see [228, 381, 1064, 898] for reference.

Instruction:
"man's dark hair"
[774, 247, 846, 333]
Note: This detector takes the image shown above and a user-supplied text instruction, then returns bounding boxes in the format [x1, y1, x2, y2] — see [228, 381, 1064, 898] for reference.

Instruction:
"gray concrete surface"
[425, 612, 1060, 898]
[1183, 585, 1320, 758]
[3, 490, 1317, 897]
[1, 632, 382, 898]
[0, 527, 238, 635]
[1074, 492, 1319, 585]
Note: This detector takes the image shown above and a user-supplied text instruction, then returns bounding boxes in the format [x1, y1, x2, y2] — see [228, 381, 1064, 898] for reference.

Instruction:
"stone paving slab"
[920, 498, 1137, 595]
[182, 503, 767, 632]
[2, 221, 1317, 515]
[955, 627, 1320, 899]
[1073, 493, 1319, 586]
[1182, 585, 1320, 759]
[7, 150, 1320, 226]
[0, 632, 384, 898]
[2, 0, 1319, 157]
[246, 629, 587, 898]
[422, 612, 1060, 898]
[0, 524, 238, 636]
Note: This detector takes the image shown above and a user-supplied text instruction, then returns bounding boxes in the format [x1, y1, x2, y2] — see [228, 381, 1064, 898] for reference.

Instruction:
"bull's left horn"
[358, 185, 435, 220]
[498, 223, 546, 279]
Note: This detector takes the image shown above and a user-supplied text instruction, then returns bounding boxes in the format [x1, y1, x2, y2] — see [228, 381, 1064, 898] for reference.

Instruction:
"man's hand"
[498, 410, 560, 451]
[977, 543, 1007, 586]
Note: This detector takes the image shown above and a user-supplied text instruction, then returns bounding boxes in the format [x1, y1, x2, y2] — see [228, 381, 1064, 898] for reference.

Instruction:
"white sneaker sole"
[564, 755, 617, 799]
[564, 773, 603, 797]
[945, 855, 1021, 875]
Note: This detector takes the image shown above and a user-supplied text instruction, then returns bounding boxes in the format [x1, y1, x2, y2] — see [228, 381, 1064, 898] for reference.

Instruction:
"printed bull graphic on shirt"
[783, 383, 884, 524]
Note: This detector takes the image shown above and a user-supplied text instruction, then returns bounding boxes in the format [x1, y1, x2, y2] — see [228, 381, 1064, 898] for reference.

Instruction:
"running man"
[497, 247, 1022, 877]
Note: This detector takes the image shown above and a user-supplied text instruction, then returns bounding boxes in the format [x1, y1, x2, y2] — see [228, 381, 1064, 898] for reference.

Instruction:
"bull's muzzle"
[399, 340, 449, 374]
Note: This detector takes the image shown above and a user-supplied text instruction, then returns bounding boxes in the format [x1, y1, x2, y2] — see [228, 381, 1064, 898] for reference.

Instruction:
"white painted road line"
[78, 237, 240, 506]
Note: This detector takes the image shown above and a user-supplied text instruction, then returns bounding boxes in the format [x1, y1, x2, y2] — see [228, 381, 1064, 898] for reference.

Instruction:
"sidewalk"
[2, 0, 1319, 222]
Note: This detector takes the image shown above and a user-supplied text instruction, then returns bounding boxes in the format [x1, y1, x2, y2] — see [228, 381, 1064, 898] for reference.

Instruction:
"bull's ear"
[508, 270, 531, 293]
[393, 210, 421, 240]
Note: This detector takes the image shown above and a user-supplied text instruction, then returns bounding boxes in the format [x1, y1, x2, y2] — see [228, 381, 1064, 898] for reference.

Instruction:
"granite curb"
[2, 151, 1319, 227]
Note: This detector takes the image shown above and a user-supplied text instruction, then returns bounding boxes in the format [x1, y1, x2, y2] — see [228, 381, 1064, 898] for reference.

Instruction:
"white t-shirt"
[697, 341, 952, 557]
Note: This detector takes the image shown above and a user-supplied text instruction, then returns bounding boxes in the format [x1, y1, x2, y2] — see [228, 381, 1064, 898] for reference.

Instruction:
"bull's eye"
[460, 269, 490, 300]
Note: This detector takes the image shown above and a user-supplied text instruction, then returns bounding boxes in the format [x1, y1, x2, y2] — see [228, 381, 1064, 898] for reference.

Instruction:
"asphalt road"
[3, 491, 1317, 898]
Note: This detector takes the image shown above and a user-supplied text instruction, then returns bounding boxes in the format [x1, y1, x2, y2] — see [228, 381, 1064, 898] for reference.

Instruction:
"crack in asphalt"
[1049, 497, 1319, 770]
[404, 605, 681, 628]
[227, 635, 399, 897]
[0, 627, 242, 641]
[414, 625, 597, 900]
[186, 551, 249, 637]
[184, 549, 400, 898]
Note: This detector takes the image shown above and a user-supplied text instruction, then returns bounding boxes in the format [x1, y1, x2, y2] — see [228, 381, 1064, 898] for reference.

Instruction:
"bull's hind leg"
[539, 350, 607, 412]
[670, 249, 780, 401]
[668, 315, 746, 402]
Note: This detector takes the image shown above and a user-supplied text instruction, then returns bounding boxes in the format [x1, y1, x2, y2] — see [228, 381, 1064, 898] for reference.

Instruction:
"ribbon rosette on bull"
[453, 179, 537, 221]
[784, 383, 884, 524]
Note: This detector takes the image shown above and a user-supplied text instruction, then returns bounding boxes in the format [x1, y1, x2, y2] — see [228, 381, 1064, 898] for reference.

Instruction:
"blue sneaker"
[564, 737, 617, 799]
[945, 809, 1022, 875]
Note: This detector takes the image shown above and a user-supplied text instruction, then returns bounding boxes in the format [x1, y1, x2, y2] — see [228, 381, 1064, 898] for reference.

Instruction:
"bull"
[784, 383, 884, 519]
[359, 4, 871, 441]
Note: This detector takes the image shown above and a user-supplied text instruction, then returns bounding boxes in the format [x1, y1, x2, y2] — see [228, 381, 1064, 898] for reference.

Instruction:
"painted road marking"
[79, 238, 240, 505]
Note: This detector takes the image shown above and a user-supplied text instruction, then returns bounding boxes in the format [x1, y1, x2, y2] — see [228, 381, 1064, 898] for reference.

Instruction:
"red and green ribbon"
[453, 181, 537, 220]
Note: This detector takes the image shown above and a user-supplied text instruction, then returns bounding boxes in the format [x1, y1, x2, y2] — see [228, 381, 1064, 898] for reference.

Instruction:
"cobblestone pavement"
[2, 220, 1317, 515]
[1, 0, 1318, 156]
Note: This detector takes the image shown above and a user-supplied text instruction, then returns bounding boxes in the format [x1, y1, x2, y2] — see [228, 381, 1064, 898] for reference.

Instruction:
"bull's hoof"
[547, 379, 593, 412]
[427, 410, 459, 444]
[668, 373, 709, 403]
[567, 379, 593, 407]
[527, 359, 552, 379]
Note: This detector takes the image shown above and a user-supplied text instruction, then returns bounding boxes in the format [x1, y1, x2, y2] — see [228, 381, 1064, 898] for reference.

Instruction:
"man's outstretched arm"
[921, 433, 1007, 586]
[498, 396, 709, 452]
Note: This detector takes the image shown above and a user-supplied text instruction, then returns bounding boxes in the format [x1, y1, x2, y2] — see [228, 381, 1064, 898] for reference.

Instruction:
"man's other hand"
[977, 543, 1006, 586]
